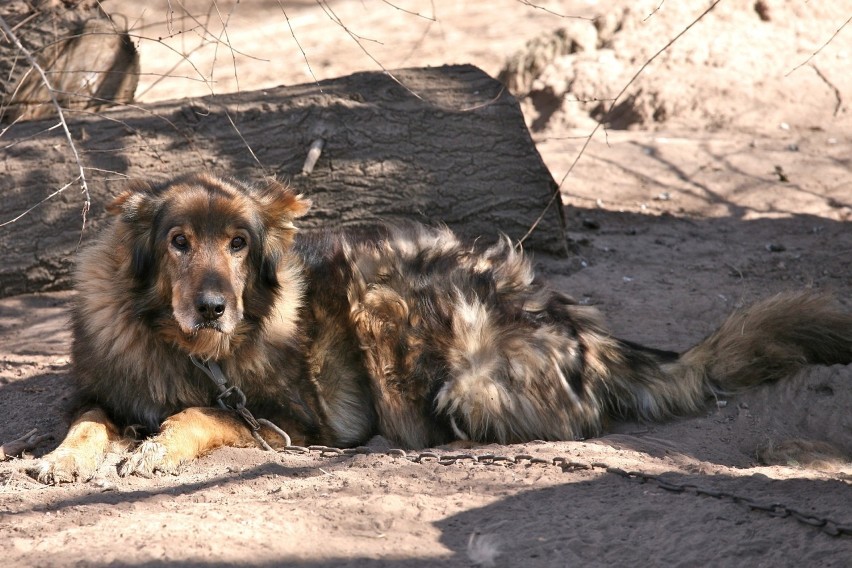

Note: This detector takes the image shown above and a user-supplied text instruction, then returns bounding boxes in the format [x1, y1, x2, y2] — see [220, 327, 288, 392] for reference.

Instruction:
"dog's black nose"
[196, 292, 226, 321]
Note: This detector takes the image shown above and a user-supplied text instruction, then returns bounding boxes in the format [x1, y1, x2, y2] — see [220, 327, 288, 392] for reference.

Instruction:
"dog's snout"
[196, 292, 226, 321]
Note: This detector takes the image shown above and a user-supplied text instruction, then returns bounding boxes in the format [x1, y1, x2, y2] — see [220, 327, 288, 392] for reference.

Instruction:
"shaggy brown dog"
[35, 174, 852, 483]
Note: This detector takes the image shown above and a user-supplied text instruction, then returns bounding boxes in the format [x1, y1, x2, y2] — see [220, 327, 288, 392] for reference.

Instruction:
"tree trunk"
[0, 64, 567, 297]
[0, 0, 139, 122]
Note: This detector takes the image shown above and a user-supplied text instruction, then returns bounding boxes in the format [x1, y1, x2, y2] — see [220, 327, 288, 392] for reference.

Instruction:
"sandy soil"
[2, 1, 852, 565]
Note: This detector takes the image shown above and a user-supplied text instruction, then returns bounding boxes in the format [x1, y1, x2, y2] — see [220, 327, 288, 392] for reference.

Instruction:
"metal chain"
[602, 466, 852, 538]
[273, 443, 852, 538]
[190, 356, 281, 451]
[189, 356, 852, 538]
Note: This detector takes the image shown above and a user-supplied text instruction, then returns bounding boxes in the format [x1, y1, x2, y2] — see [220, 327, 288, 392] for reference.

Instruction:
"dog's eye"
[171, 234, 189, 251]
[230, 236, 247, 251]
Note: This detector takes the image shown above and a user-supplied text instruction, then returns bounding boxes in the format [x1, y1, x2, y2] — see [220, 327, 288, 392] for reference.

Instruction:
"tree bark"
[0, 64, 567, 297]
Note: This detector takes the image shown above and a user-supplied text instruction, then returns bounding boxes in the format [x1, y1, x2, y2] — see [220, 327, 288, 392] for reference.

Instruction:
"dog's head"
[108, 173, 311, 358]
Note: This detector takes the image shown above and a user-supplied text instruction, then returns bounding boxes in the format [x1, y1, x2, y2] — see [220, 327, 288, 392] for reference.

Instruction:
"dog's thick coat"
[36, 174, 852, 482]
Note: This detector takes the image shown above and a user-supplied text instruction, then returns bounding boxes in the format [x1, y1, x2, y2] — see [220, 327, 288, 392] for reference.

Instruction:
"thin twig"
[133, 47, 216, 99]
[277, 1, 322, 91]
[224, 109, 268, 174]
[810, 64, 843, 117]
[0, 113, 26, 139]
[787, 15, 852, 76]
[0, 178, 80, 228]
[644, 1, 666, 21]
[379, 0, 436, 21]
[0, 13, 91, 228]
[2, 122, 62, 150]
[124, 32, 215, 92]
[458, 85, 506, 112]
[516, 0, 594, 20]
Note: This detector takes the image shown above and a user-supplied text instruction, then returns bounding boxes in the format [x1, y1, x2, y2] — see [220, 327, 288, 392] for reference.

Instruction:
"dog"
[34, 173, 852, 483]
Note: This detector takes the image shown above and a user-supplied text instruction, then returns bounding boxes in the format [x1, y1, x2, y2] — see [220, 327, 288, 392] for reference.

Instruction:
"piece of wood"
[0, 1, 139, 122]
[0, 64, 567, 297]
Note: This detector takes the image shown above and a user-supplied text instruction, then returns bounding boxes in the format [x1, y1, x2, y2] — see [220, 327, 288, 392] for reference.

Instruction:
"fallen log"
[0, 64, 567, 297]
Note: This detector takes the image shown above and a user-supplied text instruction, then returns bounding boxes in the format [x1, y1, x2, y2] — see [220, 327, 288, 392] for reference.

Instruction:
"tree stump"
[0, 0, 139, 122]
[0, 64, 567, 297]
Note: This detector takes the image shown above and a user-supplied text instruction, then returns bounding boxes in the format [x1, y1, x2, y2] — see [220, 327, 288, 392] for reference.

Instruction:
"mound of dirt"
[500, 0, 851, 132]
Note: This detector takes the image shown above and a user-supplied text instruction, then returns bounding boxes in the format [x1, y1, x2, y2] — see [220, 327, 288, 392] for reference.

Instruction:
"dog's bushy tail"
[601, 292, 852, 422]
[681, 292, 852, 390]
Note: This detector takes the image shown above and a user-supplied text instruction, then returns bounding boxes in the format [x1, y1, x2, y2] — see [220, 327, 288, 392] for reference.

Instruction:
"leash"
[188, 355, 292, 450]
[187, 355, 851, 538]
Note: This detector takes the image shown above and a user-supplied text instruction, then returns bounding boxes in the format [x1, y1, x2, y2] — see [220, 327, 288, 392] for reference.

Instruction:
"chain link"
[190, 356, 276, 451]
[582, 463, 852, 538]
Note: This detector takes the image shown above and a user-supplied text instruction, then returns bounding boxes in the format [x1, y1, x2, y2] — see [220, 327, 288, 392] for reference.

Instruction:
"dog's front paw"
[119, 440, 181, 477]
[31, 449, 100, 484]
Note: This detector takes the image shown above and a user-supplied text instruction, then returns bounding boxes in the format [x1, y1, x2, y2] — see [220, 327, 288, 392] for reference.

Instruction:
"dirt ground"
[2, 0, 852, 565]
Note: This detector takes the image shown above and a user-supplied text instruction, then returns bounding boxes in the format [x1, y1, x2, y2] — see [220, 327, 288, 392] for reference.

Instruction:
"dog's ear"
[108, 179, 160, 281]
[257, 178, 312, 226]
[254, 179, 311, 289]
[107, 179, 156, 219]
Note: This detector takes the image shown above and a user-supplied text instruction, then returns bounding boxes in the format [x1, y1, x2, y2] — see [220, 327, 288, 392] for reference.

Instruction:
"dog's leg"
[33, 407, 124, 484]
[119, 407, 276, 477]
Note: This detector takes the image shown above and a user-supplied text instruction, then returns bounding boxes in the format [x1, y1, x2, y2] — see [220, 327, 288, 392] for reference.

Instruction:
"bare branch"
[379, 0, 436, 21]
[49, 92, 209, 166]
[150, 3, 271, 174]
[315, 0, 424, 101]
[516, 0, 594, 21]
[133, 44, 216, 99]
[208, 0, 243, 94]
[166, 1, 266, 61]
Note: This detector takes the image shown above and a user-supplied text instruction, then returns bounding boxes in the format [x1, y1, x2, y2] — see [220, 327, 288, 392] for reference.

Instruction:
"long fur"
[36, 173, 852, 481]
